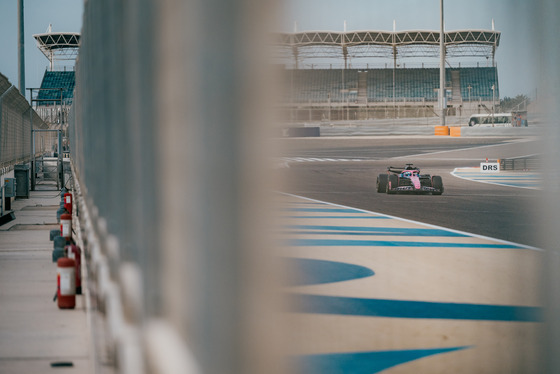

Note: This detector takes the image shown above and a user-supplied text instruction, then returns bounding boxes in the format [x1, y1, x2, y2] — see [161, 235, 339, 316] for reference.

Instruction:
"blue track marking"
[295, 346, 471, 374]
[285, 258, 375, 286]
[457, 174, 536, 179]
[283, 216, 390, 219]
[285, 238, 522, 249]
[284, 230, 460, 237]
[291, 294, 542, 322]
[284, 225, 469, 237]
[280, 193, 542, 372]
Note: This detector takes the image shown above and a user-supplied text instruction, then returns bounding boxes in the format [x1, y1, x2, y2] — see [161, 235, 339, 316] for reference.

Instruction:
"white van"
[468, 111, 528, 127]
[468, 113, 512, 127]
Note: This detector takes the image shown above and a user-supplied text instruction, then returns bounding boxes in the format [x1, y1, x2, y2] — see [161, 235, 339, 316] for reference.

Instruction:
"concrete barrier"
[450, 127, 462, 137]
[434, 126, 449, 136]
[319, 125, 434, 136]
[279, 121, 541, 137]
[285, 127, 320, 137]
[460, 127, 542, 137]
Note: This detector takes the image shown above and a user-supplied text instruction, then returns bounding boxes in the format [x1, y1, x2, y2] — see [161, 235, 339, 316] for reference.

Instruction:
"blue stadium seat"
[37, 71, 76, 105]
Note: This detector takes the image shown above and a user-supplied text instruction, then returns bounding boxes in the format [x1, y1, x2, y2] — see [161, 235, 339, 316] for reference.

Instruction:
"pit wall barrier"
[68, 0, 281, 372]
[71, 161, 199, 374]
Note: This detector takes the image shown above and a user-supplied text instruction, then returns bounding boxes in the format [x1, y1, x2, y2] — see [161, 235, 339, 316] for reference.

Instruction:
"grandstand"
[36, 70, 75, 105]
[285, 66, 498, 104]
[274, 29, 501, 121]
[32, 27, 79, 127]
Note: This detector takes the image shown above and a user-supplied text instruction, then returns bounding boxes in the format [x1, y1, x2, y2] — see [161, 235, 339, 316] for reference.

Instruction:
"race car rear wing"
[387, 164, 420, 174]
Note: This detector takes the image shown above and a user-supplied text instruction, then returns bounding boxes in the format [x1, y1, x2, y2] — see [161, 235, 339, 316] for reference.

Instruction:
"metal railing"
[500, 156, 540, 171]
[0, 74, 48, 170]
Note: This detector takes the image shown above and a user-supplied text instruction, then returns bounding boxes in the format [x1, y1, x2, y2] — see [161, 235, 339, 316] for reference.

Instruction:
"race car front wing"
[388, 185, 442, 194]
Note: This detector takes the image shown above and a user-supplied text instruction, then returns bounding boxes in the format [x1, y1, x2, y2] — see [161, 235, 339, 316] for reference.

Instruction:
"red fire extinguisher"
[57, 257, 76, 309]
[60, 213, 72, 239]
[66, 244, 82, 295]
[63, 192, 72, 214]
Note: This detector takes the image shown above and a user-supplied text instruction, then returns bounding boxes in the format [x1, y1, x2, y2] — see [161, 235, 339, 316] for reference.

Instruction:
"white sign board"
[480, 162, 500, 173]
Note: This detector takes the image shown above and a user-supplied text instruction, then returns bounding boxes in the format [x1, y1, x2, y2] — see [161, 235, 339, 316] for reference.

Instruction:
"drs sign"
[480, 162, 500, 173]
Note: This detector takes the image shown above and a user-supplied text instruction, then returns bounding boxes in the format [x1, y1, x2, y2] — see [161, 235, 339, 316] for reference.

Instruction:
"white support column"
[439, 0, 446, 126]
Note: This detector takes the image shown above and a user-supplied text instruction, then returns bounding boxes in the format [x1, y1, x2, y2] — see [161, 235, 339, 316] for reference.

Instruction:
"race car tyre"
[377, 174, 388, 193]
[420, 175, 431, 187]
[387, 174, 398, 194]
[432, 175, 444, 195]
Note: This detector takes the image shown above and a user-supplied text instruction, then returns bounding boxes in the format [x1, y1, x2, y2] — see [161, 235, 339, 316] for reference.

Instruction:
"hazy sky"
[0, 0, 535, 99]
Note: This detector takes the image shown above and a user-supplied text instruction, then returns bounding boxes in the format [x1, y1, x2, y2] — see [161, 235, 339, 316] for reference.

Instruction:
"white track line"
[450, 167, 540, 190]
[391, 139, 536, 159]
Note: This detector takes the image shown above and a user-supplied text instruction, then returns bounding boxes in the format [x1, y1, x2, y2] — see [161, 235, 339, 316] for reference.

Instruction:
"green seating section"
[284, 67, 498, 103]
[37, 71, 75, 105]
[458, 67, 499, 100]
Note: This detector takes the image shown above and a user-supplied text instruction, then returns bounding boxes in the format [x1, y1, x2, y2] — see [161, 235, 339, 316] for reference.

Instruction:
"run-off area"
[278, 194, 542, 374]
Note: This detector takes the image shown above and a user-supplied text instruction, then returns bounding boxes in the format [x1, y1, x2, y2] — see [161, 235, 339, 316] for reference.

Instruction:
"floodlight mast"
[18, 0, 25, 96]
[439, 0, 445, 126]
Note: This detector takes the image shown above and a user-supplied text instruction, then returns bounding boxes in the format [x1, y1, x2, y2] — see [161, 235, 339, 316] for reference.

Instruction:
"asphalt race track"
[277, 136, 542, 248]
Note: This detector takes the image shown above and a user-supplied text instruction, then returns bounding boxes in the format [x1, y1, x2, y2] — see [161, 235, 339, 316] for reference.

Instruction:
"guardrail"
[500, 156, 540, 171]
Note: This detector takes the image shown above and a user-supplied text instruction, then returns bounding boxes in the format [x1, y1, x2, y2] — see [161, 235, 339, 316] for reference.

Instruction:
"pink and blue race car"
[377, 164, 444, 195]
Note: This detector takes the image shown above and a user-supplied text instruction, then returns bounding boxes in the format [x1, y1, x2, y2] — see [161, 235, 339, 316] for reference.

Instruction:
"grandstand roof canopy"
[33, 32, 80, 62]
[273, 29, 500, 60]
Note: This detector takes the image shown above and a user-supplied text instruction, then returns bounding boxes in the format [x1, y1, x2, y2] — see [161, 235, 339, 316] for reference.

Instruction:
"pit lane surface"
[278, 136, 542, 248]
